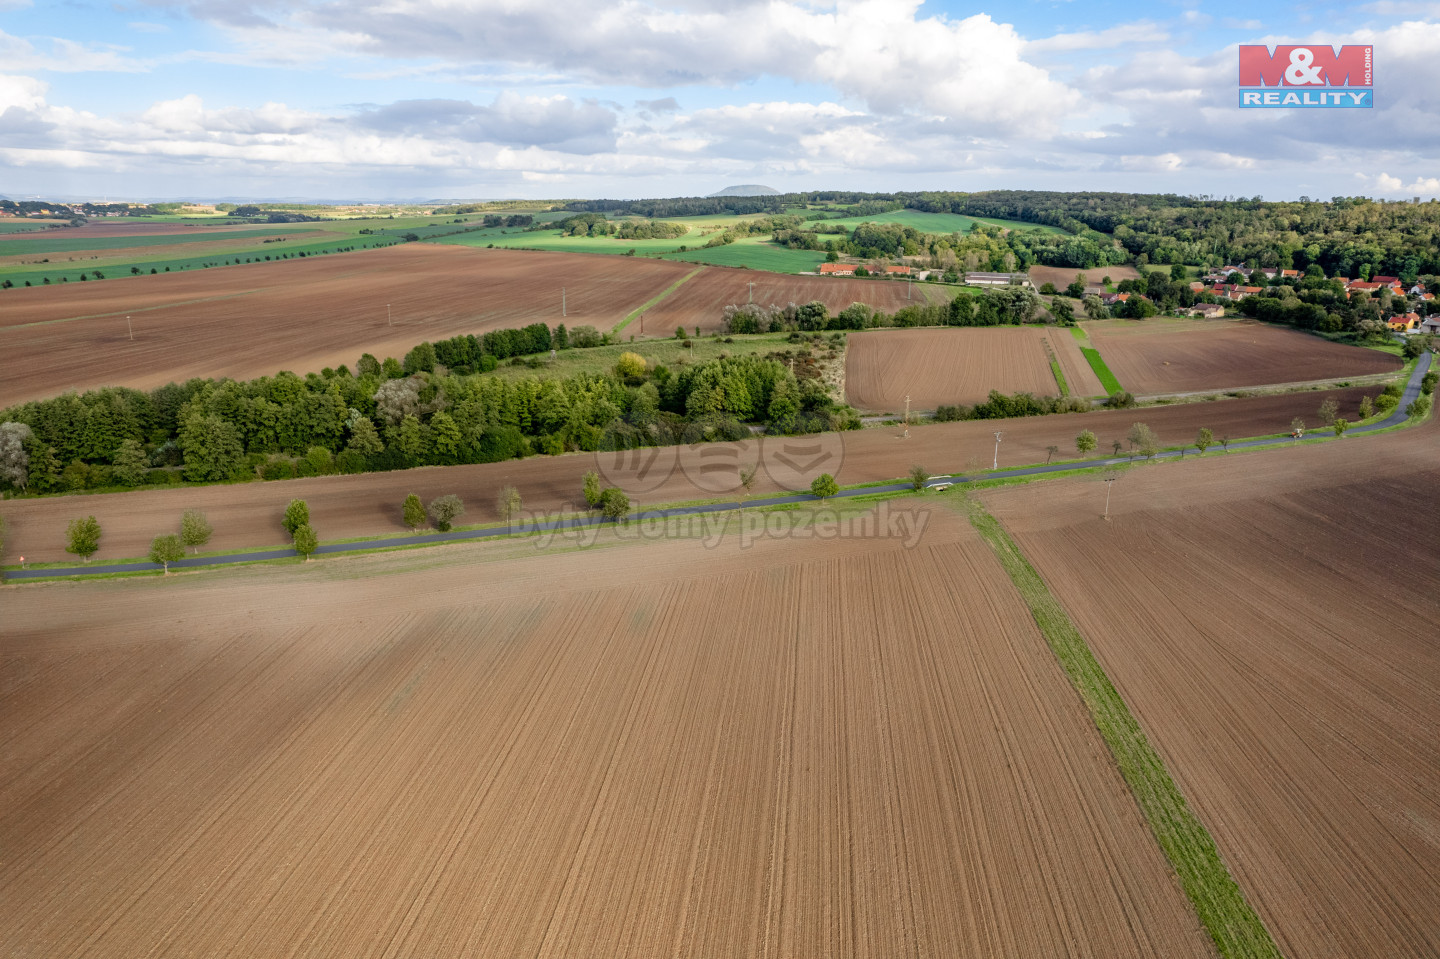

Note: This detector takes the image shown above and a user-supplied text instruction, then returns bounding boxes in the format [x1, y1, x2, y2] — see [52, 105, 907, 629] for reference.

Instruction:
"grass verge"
[612, 267, 703, 334]
[1049, 358, 1070, 397]
[964, 497, 1282, 959]
[1080, 345, 1123, 394]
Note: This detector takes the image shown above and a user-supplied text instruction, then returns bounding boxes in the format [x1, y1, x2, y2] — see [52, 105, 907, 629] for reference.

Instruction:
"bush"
[1105, 390, 1136, 409]
[261, 459, 296, 481]
[403, 493, 426, 530]
[1375, 393, 1400, 413]
[583, 470, 602, 507]
[599, 486, 630, 521]
[428, 494, 465, 532]
[908, 464, 930, 492]
[1406, 394, 1431, 418]
[335, 449, 367, 474]
[282, 499, 309, 535]
[1422, 371, 1437, 395]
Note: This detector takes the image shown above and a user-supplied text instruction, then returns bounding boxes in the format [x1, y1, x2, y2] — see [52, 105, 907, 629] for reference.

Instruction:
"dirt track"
[1086, 318, 1401, 394]
[0, 506, 1215, 958]
[0, 245, 694, 407]
[983, 413, 1440, 958]
[0, 385, 1377, 563]
[638, 266, 947, 334]
[844, 327, 1057, 411]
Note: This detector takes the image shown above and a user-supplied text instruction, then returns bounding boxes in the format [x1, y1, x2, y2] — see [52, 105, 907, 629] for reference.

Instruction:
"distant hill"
[708, 184, 780, 197]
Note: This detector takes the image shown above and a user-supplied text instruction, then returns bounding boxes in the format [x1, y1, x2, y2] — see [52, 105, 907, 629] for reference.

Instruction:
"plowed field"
[983, 418, 1440, 958]
[0, 245, 694, 407]
[1028, 265, 1141, 289]
[844, 327, 1057, 411]
[636, 266, 950, 335]
[1086, 318, 1401, 394]
[0, 508, 1215, 958]
[0, 385, 1376, 564]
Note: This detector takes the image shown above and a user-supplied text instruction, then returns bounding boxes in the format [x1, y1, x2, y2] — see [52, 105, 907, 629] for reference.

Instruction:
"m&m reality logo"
[1238, 45, 1373, 108]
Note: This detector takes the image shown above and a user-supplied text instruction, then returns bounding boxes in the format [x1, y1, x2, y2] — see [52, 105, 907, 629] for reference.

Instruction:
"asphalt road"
[7, 351, 1429, 581]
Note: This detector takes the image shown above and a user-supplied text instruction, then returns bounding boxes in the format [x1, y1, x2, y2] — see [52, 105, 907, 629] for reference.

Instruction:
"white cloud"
[1026, 23, 1169, 54]
[0, 30, 150, 73]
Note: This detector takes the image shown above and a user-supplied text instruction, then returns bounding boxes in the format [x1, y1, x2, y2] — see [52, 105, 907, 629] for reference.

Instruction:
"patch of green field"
[1080, 346, 1123, 394]
[1049, 359, 1070, 397]
[480, 331, 808, 382]
[0, 226, 324, 256]
[0, 220, 69, 233]
[818, 209, 1069, 235]
[965, 498, 1283, 959]
[440, 227, 695, 256]
[662, 237, 826, 273]
[0, 236, 402, 286]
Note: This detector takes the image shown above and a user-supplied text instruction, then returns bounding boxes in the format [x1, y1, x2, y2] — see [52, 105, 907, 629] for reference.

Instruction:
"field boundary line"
[965, 497, 1284, 959]
[611, 267, 704, 335]
[1041, 336, 1071, 397]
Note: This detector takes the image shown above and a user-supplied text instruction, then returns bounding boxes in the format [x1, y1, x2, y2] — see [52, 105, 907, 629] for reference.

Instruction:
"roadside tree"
[402, 493, 426, 530]
[149, 534, 184, 573]
[810, 473, 839, 500]
[66, 515, 102, 563]
[1075, 429, 1097, 455]
[1318, 398, 1339, 426]
[599, 487, 630, 521]
[180, 509, 213, 554]
[1333, 417, 1350, 437]
[497, 485, 522, 524]
[428, 494, 465, 532]
[1126, 423, 1160, 459]
[909, 464, 930, 491]
[1195, 427, 1214, 453]
[292, 524, 318, 561]
[583, 470, 602, 508]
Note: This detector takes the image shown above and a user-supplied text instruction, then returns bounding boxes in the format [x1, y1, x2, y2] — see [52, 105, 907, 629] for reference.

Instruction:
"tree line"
[0, 328, 855, 497]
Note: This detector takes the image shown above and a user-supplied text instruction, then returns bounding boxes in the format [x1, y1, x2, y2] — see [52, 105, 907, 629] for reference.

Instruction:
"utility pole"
[748, 281, 755, 305]
[562, 287, 567, 317]
[907, 277, 912, 300]
[126, 315, 133, 340]
[993, 430, 1003, 470]
[904, 394, 910, 438]
[1103, 475, 1116, 520]
[387, 303, 392, 327]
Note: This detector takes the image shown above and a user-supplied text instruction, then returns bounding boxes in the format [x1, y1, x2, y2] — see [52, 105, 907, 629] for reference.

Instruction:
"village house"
[818, 262, 854, 276]
[883, 265, 912, 276]
[1386, 312, 1421, 332]
[1185, 302, 1226, 318]
[1100, 292, 1131, 306]
[1420, 316, 1440, 335]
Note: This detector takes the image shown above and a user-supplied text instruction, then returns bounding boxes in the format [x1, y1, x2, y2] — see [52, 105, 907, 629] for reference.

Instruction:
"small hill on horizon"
[707, 184, 780, 197]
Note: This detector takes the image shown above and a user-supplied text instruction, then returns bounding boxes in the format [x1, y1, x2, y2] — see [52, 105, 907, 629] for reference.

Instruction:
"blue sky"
[1, 0, 1437, 201]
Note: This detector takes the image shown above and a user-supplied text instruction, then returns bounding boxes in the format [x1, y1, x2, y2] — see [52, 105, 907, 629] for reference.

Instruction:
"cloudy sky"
[1, 0, 1437, 201]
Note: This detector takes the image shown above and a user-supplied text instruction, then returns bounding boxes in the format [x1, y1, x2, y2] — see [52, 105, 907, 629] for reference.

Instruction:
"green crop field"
[438, 227, 699, 256]
[0, 226, 323, 256]
[662, 237, 826, 272]
[818, 209, 1068, 235]
[480, 331, 803, 383]
[0, 220, 69, 234]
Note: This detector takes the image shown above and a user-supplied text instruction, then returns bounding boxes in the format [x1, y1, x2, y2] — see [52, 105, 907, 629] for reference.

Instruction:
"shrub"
[583, 470, 602, 508]
[1076, 429, 1097, 454]
[66, 515, 102, 563]
[599, 486, 630, 521]
[1422, 371, 1437, 395]
[1375, 393, 1400, 413]
[1406, 394, 1431, 418]
[1105, 390, 1136, 409]
[428, 494, 465, 532]
[282, 499, 309, 535]
[616, 351, 647, 381]
[261, 459, 296, 481]
[908, 464, 930, 492]
[402, 493, 426, 529]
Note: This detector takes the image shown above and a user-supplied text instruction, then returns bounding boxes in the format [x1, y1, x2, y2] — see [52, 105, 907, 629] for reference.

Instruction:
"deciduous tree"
[1195, 427, 1214, 453]
[810, 472, 839, 500]
[1075, 429, 1097, 454]
[0, 422, 33, 489]
[66, 515, 101, 563]
[402, 493, 426, 530]
[599, 486, 630, 521]
[497, 485, 522, 523]
[428, 494, 465, 532]
[150, 534, 184, 573]
[1126, 422, 1160, 458]
[180, 509, 212, 554]
[111, 437, 148, 486]
[292, 524, 318, 560]
[583, 470, 602, 508]
[909, 464, 930, 491]
[283, 499, 309, 536]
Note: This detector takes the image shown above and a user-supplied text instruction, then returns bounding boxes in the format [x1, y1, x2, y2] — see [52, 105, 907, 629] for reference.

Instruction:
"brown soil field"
[983, 418, 1440, 958]
[0, 385, 1376, 564]
[637, 266, 949, 335]
[0, 245, 694, 407]
[1028, 265, 1141, 289]
[0, 507, 1215, 958]
[1086, 317, 1402, 394]
[844, 327, 1057, 411]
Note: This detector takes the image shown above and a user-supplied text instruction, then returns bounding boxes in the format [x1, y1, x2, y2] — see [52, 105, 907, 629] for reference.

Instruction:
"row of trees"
[722, 288, 1048, 337]
[0, 342, 854, 497]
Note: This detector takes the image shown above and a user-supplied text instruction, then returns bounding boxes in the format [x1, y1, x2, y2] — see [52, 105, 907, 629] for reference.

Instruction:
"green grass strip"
[1049, 358, 1070, 397]
[966, 498, 1284, 959]
[1080, 345, 1123, 394]
[611, 267, 703, 334]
